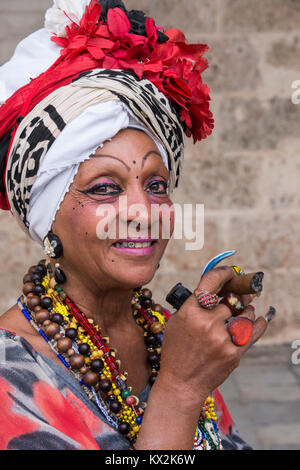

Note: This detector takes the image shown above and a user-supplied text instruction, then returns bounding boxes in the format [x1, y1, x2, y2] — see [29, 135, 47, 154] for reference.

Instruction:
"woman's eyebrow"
[90, 151, 163, 171]
[142, 151, 162, 168]
[90, 154, 131, 171]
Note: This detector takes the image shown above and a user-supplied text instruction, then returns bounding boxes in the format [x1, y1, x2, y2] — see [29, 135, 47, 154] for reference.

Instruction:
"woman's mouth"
[111, 239, 157, 255]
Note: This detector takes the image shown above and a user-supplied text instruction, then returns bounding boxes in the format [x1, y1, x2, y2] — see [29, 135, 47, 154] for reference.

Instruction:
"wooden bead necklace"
[19, 258, 222, 450]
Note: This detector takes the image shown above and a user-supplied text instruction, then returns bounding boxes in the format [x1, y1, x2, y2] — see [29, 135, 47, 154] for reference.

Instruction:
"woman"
[0, 0, 273, 450]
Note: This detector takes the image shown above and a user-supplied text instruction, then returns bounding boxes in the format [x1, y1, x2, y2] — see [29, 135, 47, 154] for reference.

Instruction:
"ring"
[227, 317, 254, 347]
[231, 265, 245, 275]
[220, 292, 245, 316]
[193, 290, 219, 310]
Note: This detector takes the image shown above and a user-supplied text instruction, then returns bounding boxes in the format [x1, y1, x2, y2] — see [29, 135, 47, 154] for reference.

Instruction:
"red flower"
[107, 7, 131, 37]
[164, 76, 192, 109]
[87, 37, 115, 59]
[145, 17, 159, 49]
[49, 1, 214, 142]
[144, 31, 213, 141]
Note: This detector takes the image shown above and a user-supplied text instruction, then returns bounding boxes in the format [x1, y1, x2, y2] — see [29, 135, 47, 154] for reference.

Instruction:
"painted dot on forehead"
[132, 160, 136, 164]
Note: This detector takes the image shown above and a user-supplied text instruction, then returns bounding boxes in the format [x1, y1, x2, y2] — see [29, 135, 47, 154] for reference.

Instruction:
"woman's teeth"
[114, 241, 153, 249]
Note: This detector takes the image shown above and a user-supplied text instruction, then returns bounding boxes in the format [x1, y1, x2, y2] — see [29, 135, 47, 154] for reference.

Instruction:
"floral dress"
[0, 329, 250, 450]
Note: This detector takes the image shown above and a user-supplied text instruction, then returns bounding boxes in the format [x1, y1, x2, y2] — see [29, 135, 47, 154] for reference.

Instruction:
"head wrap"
[0, 0, 213, 246]
[7, 70, 183, 244]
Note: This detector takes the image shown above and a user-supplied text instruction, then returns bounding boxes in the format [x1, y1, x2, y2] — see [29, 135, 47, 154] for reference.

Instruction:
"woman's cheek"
[66, 198, 99, 239]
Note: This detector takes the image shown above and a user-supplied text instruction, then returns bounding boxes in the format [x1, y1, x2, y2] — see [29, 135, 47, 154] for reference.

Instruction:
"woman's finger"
[238, 304, 256, 322]
[195, 266, 237, 296]
[241, 309, 274, 352]
[241, 293, 260, 307]
[249, 316, 268, 346]
[249, 306, 276, 347]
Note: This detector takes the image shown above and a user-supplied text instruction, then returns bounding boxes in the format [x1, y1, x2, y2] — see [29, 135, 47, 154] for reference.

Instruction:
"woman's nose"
[118, 183, 154, 237]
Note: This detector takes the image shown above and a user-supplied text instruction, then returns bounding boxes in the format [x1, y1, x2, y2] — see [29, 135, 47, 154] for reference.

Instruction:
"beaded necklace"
[19, 259, 222, 450]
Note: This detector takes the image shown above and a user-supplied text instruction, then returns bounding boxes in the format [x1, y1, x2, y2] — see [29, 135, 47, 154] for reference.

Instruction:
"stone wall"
[0, 0, 300, 344]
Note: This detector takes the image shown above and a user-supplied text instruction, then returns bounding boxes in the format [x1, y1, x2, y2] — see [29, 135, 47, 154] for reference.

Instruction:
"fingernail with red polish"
[265, 306, 276, 323]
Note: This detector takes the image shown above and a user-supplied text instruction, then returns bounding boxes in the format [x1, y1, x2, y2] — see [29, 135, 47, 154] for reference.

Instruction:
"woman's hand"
[158, 266, 269, 403]
[135, 266, 270, 449]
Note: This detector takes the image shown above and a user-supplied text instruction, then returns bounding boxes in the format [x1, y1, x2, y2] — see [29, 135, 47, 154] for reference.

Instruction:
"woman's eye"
[146, 180, 168, 194]
[83, 183, 122, 196]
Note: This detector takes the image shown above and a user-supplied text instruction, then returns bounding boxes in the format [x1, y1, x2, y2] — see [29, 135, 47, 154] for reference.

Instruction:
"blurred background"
[0, 0, 299, 449]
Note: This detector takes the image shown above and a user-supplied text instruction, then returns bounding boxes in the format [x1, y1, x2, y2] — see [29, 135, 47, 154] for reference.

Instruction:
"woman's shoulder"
[0, 303, 40, 354]
[0, 304, 22, 357]
[0, 303, 21, 335]
[0, 303, 51, 386]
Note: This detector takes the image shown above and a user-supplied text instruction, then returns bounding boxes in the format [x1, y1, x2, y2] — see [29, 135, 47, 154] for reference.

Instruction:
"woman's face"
[52, 129, 174, 291]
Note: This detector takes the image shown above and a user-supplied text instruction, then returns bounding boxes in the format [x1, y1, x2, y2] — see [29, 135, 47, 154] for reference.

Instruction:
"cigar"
[219, 272, 264, 297]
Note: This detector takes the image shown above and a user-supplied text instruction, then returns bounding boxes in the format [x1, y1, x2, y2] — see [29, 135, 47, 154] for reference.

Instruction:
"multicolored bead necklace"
[18, 258, 222, 450]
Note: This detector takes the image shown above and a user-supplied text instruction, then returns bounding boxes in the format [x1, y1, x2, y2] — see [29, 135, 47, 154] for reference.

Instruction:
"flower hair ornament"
[0, 0, 214, 245]
[45, 0, 213, 144]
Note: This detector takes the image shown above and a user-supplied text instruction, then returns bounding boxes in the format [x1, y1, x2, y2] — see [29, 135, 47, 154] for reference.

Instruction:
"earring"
[54, 262, 67, 285]
[43, 231, 63, 259]
[43, 232, 67, 284]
